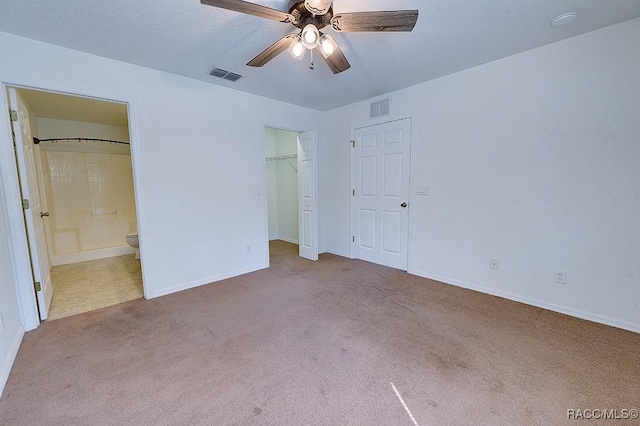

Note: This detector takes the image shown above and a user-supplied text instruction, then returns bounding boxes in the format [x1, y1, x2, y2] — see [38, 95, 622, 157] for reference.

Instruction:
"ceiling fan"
[201, 0, 419, 74]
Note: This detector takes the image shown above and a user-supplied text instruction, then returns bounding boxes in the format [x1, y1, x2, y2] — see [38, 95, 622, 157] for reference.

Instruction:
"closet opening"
[263, 125, 318, 262]
[265, 127, 299, 257]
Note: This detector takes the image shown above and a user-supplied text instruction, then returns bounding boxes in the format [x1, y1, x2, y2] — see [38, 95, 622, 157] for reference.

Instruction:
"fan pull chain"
[309, 48, 315, 70]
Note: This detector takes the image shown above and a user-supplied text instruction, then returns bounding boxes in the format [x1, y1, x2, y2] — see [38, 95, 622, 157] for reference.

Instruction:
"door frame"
[0, 80, 148, 331]
[260, 124, 315, 266]
[349, 116, 417, 272]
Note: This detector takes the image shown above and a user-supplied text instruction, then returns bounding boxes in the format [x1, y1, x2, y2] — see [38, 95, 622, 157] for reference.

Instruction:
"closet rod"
[266, 154, 297, 161]
[33, 137, 130, 146]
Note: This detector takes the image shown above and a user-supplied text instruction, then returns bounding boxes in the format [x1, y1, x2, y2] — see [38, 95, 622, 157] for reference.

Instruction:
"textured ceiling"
[2, 0, 640, 111]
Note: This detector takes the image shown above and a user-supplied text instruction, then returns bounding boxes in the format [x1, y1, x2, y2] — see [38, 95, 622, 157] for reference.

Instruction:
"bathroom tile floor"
[47, 255, 143, 321]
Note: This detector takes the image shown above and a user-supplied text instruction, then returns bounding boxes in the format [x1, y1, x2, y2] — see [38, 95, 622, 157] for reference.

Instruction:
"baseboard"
[269, 237, 298, 244]
[0, 326, 24, 399]
[277, 236, 299, 245]
[51, 246, 135, 266]
[326, 248, 350, 258]
[150, 263, 269, 299]
[410, 270, 640, 335]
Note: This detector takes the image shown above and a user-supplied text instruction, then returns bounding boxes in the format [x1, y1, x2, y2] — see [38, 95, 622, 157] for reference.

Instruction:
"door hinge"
[22, 199, 30, 210]
[352, 189, 355, 196]
[352, 236, 355, 242]
[351, 140, 355, 148]
[9, 109, 18, 122]
[34, 281, 41, 292]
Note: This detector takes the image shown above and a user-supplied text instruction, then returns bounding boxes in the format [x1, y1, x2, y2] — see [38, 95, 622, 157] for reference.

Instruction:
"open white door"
[9, 88, 53, 320]
[353, 118, 411, 270]
[297, 130, 318, 261]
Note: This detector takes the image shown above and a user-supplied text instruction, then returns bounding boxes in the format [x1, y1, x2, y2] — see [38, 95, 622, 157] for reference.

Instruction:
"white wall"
[0, 184, 24, 397]
[0, 31, 320, 335]
[321, 18, 640, 333]
[275, 129, 298, 244]
[265, 128, 279, 240]
[37, 118, 130, 142]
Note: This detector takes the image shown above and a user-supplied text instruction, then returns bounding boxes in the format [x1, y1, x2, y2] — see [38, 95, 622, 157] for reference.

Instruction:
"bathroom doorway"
[6, 87, 143, 321]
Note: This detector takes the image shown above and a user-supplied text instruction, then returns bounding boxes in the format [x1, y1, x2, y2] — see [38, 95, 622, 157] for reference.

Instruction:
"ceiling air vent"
[370, 98, 390, 119]
[209, 68, 243, 82]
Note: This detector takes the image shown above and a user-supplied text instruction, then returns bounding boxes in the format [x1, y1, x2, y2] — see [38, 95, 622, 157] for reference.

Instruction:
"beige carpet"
[1, 241, 638, 425]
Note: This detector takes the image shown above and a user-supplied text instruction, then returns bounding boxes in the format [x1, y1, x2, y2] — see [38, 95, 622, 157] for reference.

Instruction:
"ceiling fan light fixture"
[301, 24, 320, 49]
[304, 0, 332, 16]
[319, 33, 338, 58]
[200, 0, 420, 75]
[288, 35, 306, 61]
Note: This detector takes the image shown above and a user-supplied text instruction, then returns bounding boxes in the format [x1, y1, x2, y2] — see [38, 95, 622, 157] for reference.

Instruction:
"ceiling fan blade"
[330, 10, 419, 32]
[247, 34, 296, 67]
[320, 44, 351, 74]
[201, 0, 295, 23]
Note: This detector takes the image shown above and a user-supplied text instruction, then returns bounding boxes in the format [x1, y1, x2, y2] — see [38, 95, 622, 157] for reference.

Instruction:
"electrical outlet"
[416, 186, 430, 196]
[554, 270, 567, 284]
[490, 258, 499, 270]
[245, 244, 252, 253]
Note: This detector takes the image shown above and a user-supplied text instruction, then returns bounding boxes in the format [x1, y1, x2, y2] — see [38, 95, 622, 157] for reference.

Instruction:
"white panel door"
[298, 130, 318, 261]
[9, 88, 53, 320]
[353, 118, 411, 270]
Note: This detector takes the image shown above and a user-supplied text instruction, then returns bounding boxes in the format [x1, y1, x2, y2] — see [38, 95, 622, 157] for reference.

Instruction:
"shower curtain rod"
[33, 137, 130, 146]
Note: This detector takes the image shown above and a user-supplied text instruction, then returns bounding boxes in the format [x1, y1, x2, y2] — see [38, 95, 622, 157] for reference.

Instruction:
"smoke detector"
[551, 12, 577, 27]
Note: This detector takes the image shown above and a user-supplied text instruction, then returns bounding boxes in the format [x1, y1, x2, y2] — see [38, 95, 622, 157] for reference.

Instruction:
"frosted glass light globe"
[319, 34, 337, 57]
[288, 35, 306, 60]
[292, 42, 305, 57]
[301, 24, 320, 49]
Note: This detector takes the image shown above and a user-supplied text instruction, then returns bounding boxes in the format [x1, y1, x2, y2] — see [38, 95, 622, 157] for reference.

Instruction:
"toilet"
[126, 232, 140, 259]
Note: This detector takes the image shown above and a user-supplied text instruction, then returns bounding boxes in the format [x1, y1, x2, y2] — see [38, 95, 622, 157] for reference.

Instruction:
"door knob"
[40, 212, 49, 218]
[401, 202, 407, 208]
